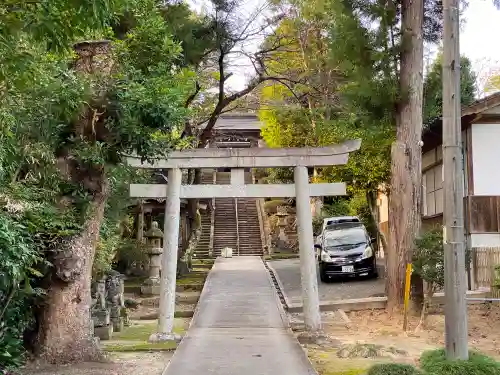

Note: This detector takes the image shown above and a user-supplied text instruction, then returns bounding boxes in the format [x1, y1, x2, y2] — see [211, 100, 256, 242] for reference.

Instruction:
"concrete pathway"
[164, 257, 316, 375]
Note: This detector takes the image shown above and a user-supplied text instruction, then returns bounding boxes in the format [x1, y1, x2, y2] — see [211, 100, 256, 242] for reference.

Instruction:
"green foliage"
[420, 349, 500, 375]
[0, 0, 121, 55]
[0, 0, 200, 366]
[423, 53, 477, 125]
[484, 73, 500, 94]
[0, 209, 42, 369]
[322, 200, 351, 217]
[412, 229, 445, 290]
[492, 264, 500, 290]
[159, 3, 217, 67]
[113, 239, 149, 276]
[367, 363, 423, 375]
[321, 194, 377, 241]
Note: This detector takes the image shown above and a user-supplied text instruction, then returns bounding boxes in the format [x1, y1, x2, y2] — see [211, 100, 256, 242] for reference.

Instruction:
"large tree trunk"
[386, 0, 424, 312]
[36, 40, 114, 363]
[37, 183, 109, 363]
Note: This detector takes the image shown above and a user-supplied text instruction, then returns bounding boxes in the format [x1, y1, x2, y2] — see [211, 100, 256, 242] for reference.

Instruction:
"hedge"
[420, 349, 500, 375]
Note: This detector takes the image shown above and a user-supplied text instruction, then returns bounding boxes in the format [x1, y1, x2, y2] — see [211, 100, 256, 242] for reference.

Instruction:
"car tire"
[320, 270, 330, 283]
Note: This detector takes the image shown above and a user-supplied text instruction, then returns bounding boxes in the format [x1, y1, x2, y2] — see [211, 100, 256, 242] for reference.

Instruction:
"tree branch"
[184, 81, 201, 108]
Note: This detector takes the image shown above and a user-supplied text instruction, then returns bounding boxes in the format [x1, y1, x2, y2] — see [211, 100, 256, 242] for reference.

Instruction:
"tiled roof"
[211, 113, 263, 130]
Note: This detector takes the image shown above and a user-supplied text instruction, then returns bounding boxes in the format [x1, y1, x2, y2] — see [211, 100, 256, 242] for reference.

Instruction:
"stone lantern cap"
[145, 221, 163, 239]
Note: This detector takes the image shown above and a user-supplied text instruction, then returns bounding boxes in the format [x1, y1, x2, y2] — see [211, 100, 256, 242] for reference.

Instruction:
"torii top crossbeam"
[126, 140, 361, 169]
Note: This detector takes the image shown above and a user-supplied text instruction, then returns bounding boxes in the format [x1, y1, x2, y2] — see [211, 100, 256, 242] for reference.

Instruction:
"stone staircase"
[213, 171, 263, 256]
[237, 198, 264, 256]
[213, 197, 238, 256]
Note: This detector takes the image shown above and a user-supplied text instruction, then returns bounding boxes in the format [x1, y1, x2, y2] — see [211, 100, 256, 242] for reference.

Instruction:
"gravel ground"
[268, 259, 385, 304]
[19, 352, 173, 375]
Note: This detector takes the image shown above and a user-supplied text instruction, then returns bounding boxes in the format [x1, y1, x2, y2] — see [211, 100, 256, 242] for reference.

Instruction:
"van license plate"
[342, 266, 354, 273]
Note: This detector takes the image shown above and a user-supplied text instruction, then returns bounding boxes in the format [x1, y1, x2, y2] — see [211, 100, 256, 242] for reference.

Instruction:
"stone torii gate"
[127, 139, 361, 342]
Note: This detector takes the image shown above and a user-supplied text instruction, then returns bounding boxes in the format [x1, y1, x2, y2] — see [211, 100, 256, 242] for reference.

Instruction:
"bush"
[413, 229, 444, 291]
[367, 363, 424, 375]
[420, 349, 500, 375]
[114, 238, 149, 276]
[0, 210, 41, 369]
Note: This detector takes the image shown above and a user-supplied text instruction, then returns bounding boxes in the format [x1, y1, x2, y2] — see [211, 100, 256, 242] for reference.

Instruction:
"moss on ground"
[124, 276, 147, 288]
[309, 349, 382, 375]
[112, 321, 185, 341]
[105, 342, 177, 352]
[103, 320, 186, 353]
[176, 274, 207, 285]
[192, 259, 215, 265]
[263, 253, 299, 261]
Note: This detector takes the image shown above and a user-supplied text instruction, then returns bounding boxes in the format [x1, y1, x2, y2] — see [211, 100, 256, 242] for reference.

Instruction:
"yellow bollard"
[403, 263, 413, 331]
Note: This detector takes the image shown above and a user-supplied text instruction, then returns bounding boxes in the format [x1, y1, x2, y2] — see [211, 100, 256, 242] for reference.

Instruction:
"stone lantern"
[275, 206, 289, 250]
[141, 221, 163, 295]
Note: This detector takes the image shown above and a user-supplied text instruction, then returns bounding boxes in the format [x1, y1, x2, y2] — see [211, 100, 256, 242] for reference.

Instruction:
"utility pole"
[442, 0, 468, 360]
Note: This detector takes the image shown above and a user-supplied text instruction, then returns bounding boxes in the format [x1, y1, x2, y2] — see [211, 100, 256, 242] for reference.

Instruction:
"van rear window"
[326, 218, 360, 226]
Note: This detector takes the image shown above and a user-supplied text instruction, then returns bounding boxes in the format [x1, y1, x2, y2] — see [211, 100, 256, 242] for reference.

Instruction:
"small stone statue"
[106, 270, 125, 333]
[91, 277, 112, 340]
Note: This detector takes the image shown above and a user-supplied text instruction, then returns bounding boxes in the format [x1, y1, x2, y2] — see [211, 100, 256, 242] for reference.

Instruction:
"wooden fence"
[473, 247, 500, 292]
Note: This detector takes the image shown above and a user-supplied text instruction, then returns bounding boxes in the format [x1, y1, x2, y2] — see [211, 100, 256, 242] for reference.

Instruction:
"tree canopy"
[0, 0, 203, 365]
[423, 53, 477, 125]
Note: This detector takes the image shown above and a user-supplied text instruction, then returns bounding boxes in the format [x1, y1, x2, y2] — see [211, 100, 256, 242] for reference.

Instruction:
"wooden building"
[377, 92, 500, 288]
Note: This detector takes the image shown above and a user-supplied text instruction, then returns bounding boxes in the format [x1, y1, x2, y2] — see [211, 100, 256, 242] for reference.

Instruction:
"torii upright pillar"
[295, 166, 321, 330]
[150, 168, 182, 342]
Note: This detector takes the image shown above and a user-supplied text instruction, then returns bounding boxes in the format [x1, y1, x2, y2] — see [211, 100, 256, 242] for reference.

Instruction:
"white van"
[315, 216, 361, 244]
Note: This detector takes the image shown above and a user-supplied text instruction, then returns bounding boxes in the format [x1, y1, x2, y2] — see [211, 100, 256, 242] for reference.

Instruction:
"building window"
[423, 163, 443, 216]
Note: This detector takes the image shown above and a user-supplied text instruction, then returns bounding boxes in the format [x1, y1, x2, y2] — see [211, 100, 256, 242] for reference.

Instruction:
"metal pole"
[294, 166, 321, 331]
[150, 168, 182, 342]
[442, 0, 468, 360]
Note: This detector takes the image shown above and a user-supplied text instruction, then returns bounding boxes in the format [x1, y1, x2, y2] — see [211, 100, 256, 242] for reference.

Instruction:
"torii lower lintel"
[130, 182, 347, 199]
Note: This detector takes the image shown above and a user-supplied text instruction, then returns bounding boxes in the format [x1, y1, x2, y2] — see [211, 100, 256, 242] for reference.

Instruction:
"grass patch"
[105, 341, 177, 352]
[113, 321, 186, 341]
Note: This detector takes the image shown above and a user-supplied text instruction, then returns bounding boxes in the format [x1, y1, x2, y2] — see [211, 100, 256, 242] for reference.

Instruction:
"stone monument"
[106, 271, 126, 333]
[275, 205, 289, 250]
[141, 221, 163, 295]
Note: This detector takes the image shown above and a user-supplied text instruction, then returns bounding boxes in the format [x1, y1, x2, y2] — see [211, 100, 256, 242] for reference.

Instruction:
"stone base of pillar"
[148, 332, 183, 343]
[141, 277, 161, 295]
[112, 317, 125, 333]
[141, 284, 161, 296]
[94, 325, 113, 340]
[92, 308, 110, 326]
